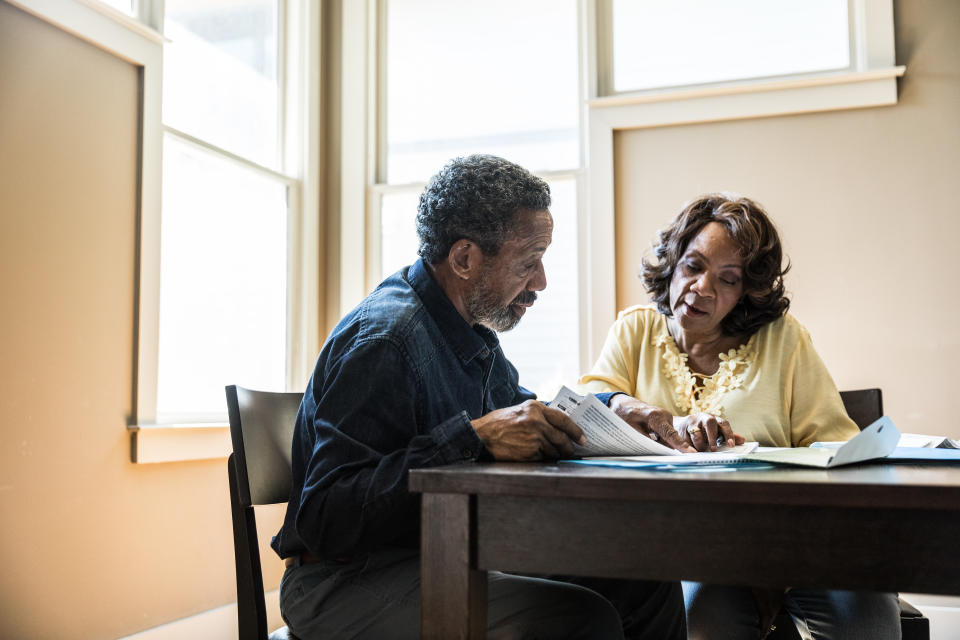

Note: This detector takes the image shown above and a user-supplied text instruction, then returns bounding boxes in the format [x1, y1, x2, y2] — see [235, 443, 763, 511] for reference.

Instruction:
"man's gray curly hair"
[416, 155, 551, 265]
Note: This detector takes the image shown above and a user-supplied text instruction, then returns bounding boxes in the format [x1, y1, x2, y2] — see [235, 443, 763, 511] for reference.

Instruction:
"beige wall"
[612, 0, 960, 438]
[0, 3, 283, 638]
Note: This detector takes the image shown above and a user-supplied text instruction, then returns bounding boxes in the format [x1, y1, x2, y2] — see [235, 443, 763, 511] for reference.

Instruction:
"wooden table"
[409, 461, 960, 639]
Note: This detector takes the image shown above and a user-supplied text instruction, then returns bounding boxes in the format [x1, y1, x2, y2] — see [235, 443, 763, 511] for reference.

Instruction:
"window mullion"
[277, 0, 289, 173]
[163, 125, 297, 186]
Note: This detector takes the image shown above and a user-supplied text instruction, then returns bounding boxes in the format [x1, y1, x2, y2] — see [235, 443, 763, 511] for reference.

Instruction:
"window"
[156, 136, 288, 422]
[596, 0, 897, 100]
[163, 0, 281, 167]
[154, 0, 296, 424]
[384, 0, 580, 183]
[609, 0, 850, 93]
[28, 0, 314, 460]
[371, 0, 583, 399]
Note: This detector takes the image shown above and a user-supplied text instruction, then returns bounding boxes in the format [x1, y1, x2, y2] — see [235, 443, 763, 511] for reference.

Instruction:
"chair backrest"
[225, 385, 303, 640]
[838, 388, 883, 431]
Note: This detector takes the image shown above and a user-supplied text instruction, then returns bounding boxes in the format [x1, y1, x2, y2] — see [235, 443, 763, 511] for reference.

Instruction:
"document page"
[587, 442, 760, 466]
[549, 386, 680, 457]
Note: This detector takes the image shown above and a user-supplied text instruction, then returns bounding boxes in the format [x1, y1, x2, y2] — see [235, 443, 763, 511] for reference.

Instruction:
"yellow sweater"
[579, 305, 858, 447]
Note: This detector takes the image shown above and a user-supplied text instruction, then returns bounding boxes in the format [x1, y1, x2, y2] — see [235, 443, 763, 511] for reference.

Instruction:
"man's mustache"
[511, 291, 537, 306]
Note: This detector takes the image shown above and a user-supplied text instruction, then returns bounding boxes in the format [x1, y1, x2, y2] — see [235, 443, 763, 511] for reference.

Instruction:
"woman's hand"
[675, 412, 745, 452]
[609, 394, 696, 453]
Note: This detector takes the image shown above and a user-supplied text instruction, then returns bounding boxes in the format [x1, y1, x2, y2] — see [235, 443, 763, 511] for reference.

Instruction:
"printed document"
[549, 386, 680, 456]
[549, 386, 757, 458]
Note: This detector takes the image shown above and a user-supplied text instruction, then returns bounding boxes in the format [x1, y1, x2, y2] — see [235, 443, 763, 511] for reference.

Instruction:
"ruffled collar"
[653, 329, 755, 416]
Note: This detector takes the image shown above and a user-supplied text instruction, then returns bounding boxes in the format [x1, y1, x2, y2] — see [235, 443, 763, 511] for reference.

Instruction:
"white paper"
[749, 415, 900, 468]
[897, 433, 960, 449]
[586, 442, 760, 465]
[549, 386, 680, 457]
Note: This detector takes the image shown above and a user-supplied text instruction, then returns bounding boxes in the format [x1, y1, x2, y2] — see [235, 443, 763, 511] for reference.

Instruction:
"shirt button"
[461, 448, 474, 460]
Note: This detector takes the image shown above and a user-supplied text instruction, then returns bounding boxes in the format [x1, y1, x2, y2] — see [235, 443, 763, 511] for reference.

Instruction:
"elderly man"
[271, 155, 687, 639]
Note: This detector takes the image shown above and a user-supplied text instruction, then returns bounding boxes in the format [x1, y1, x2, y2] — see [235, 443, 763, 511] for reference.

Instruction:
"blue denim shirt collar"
[407, 258, 500, 366]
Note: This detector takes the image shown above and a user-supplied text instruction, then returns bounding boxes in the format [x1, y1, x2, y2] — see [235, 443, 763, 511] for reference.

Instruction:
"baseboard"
[116, 589, 283, 640]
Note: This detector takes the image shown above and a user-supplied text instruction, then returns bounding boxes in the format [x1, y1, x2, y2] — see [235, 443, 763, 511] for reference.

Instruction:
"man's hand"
[608, 394, 696, 453]
[676, 412, 745, 452]
[471, 400, 586, 461]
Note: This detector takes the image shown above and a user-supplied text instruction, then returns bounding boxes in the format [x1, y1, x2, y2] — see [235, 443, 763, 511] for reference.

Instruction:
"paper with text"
[549, 386, 680, 457]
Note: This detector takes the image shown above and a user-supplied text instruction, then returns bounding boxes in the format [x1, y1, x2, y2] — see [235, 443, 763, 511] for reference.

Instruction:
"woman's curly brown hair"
[641, 194, 790, 337]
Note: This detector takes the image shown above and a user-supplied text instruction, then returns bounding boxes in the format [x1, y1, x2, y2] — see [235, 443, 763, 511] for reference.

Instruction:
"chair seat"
[768, 596, 928, 640]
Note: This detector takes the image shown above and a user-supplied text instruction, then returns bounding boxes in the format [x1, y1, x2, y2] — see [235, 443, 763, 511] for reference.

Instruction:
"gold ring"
[688, 425, 701, 434]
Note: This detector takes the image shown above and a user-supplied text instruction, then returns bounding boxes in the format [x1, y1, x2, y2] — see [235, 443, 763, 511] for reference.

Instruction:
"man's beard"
[466, 269, 537, 332]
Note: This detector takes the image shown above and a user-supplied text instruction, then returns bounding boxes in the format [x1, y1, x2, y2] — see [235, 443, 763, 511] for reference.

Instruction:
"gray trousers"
[683, 581, 901, 640]
[279, 548, 686, 639]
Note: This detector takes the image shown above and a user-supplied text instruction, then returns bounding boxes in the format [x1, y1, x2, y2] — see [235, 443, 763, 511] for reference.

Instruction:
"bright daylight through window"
[379, 0, 582, 399]
[610, 0, 850, 92]
[156, 0, 292, 423]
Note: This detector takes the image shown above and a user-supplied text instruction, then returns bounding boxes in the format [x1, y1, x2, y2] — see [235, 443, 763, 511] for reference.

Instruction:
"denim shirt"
[271, 259, 535, 560]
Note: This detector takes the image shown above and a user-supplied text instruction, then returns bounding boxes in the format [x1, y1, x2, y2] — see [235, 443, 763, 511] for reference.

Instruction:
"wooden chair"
[767, 388, 929, 640]
[226, 385, 303, 640]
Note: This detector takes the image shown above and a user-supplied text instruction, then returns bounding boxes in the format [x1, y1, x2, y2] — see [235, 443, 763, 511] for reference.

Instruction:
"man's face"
[467, 209, 553, 332]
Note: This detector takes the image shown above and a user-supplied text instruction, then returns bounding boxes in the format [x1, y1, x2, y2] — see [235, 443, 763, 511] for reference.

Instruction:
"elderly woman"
[579, 194, 900, 640]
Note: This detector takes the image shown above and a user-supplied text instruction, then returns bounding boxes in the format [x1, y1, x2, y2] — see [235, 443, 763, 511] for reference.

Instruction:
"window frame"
[345, 0, 594, 382]
[10, 0, 321, 462]
[138, 0, 321, 461]
[598, 0, 865, 97]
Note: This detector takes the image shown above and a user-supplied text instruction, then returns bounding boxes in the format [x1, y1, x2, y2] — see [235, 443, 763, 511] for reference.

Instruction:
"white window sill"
[588, 67, 906, 128]
[130, 424, 231, 464]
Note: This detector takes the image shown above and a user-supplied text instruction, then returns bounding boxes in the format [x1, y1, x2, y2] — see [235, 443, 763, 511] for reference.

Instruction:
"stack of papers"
[897, 433, 960, 449]
[551, 387, 960, 469]
[582, 416, 899, 469]
[549, 386, 754, 458]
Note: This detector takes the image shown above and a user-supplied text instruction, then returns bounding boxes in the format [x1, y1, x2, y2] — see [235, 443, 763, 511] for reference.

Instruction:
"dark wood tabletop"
[410, 461, 960, 639]
[411, 460, 960, 507]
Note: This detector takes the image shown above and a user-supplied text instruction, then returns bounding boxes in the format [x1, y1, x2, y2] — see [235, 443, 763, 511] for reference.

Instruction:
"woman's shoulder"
[615, 303, 668, 331]
[616, 303, 664, 325]
[755, 312, 811, 349]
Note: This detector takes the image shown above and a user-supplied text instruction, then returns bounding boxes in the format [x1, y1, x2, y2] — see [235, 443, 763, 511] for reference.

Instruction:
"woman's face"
[668, 221, 745, 336]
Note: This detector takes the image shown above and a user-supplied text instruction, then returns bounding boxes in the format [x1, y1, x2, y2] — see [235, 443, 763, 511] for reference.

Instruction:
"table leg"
[420, 492, 487, 639]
